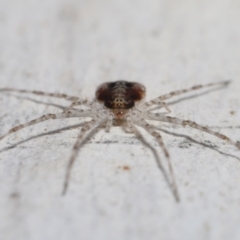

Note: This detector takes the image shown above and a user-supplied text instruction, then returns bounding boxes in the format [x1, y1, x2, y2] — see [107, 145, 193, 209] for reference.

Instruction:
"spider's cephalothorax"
[96, 81, 145, 119]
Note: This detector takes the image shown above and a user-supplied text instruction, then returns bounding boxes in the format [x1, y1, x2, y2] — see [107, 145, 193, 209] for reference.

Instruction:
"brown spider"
[0, 80, 239, 201]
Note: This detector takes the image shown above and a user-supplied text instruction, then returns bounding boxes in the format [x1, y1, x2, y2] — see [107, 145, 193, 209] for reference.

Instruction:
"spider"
[0, 80, 239, 201]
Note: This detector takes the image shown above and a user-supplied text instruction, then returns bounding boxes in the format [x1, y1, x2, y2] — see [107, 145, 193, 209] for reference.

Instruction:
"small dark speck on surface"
[230, 111, 235, 115]
[178, 141, 192, 148]
[9, 192, 20, 199]
[118, 165, 130, 171]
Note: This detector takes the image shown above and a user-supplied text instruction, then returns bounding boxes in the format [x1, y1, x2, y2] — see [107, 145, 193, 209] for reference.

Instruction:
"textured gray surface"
[0, 0, 240, 240]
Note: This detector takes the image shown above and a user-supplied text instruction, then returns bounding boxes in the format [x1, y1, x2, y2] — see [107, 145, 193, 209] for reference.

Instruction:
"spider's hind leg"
[62, 117, 107, 195]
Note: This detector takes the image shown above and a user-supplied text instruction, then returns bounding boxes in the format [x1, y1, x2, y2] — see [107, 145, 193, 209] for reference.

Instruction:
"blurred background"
[0, 0, 240, 240]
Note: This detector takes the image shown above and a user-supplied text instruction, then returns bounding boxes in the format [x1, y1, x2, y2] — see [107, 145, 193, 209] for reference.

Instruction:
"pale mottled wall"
[0, 1, 240, 240]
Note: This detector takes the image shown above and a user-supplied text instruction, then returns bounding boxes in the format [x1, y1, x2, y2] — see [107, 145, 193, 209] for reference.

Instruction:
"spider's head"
[96, 80, 145, 118]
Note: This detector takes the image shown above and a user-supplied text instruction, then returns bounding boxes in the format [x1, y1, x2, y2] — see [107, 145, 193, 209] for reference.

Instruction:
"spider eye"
[108, 82, 117, 88]
[125, 82, 134, 88]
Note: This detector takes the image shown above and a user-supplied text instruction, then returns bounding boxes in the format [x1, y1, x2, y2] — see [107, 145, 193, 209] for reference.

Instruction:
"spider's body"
[0, 80, 239, 201]
[96, 81, 146, 119]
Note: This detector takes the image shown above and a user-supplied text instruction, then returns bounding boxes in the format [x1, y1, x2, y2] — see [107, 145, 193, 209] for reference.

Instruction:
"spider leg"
[62, 117, 106, 195]
[143, 80, 230, 108]
[129, 116, 179, 201]
[105, 113, 114, 132]
[66, 99, 96, 109]
[147, 113, 240, 149]
[0, 110, 91, 141]
[0, 88, 80, 102]
[141, 101, 171, 112]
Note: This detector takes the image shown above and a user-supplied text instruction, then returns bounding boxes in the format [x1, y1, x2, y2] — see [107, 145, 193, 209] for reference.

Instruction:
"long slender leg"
[62, 118, 106, 195]
[143, 81, 230, 108]
[141, 101, 171, 112]
[147, 113, 240, 149]
[105, 113, 114, 132]
[0, 110, 91, 141]
[0, 88, 80, 102]
[130, 117, 179, 201]
[66, 99, 95, 109]
[0, 88, 94, 108]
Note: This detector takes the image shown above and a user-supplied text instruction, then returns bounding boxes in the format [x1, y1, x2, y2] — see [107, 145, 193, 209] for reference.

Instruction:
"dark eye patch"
[108, 82, 117, 88]
[125, 82, 134, 88]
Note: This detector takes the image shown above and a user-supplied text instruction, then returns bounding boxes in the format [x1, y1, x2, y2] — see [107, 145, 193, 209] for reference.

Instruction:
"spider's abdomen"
[96, 81, 146, 109]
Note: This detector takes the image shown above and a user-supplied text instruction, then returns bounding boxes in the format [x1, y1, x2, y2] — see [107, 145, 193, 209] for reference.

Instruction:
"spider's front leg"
[105, 112, 114, 132]
[127, 110, 179, 201]
[66, 99, 96, 109]
[141, 101, 171, 113]
[142, 80, 230, 109]
[62, 116, 108, 195]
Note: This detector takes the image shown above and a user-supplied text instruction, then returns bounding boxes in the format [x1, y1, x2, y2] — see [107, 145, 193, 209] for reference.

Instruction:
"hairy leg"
[132, 117, 179, 201]
[66, 99, 96, 109]
[143, 81, 230, 108]
[141, 101, 171, 112]
[0, 88, 80, 102]
[105, 113, 114, 132]
[147, 113, 240, 149]
[0, 110, 91, 141]
[62, 118, 106, 195]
